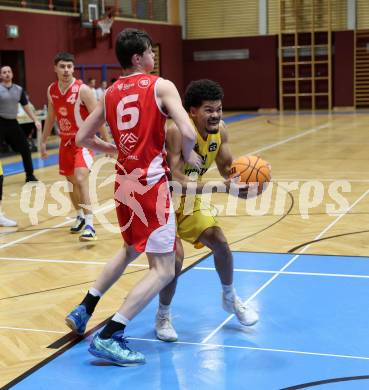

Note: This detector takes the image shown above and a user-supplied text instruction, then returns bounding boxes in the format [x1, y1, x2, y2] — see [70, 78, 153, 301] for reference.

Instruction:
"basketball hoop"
[97, 16, 113, 36]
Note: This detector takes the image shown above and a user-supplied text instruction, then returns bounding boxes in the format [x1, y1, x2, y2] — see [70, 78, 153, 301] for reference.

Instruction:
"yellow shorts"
[175, 194, 218, 248]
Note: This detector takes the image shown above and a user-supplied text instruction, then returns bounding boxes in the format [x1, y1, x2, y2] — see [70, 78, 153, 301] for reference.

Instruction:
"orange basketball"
[230, 155, 271, 194]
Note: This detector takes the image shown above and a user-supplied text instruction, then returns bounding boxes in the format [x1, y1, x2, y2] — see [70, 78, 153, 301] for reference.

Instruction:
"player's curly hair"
[115, 28, 153, 69]
[184, 79, 224, 111]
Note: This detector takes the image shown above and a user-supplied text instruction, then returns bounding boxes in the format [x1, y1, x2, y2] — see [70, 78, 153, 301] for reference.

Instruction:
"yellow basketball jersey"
[0, 161, 3, 176]
[183, 123, 221, 181]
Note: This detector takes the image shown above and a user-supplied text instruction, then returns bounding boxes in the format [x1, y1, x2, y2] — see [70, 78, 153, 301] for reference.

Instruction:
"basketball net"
[97, 17, 113, 36]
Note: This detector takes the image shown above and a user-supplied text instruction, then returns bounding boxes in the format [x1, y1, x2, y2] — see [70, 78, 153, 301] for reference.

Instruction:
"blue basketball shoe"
[79, 225, 97, 241]
[65, 305, 91, 335]
[88, 331, 146, 366]
[70, 216, 85, 234]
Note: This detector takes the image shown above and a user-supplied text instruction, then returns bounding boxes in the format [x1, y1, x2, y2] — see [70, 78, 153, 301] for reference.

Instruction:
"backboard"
[80, 0, 105, 28]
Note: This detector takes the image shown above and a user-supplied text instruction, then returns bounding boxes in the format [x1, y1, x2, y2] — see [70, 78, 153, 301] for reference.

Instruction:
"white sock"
[222, 284, 235, 299]
[89, 287, 102, 298]
[77, 209, 84, 219]
[112, 312, 130, 325]
[85, 213, 93, 227]
[158, 303, 171, 317]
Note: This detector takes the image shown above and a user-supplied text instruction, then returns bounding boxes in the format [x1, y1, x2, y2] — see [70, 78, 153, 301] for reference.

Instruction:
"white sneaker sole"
[156, 332, 178, 342]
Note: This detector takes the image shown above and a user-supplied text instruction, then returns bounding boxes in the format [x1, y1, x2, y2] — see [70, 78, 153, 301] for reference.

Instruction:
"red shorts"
[114, 173, 175, 253]
[59, 138, 94, 176]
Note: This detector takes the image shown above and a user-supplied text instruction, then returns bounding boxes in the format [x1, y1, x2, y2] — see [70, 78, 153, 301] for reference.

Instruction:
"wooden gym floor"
[1, 111, 369, 388]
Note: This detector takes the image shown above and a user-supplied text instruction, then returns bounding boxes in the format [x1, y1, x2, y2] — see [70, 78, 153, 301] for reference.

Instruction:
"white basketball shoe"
[155, 313, 178, 342]
[222, 294, 259, 326]
[0, 213, 17, 227]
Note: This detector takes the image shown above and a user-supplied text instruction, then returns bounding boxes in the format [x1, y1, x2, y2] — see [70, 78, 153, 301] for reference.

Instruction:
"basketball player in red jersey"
[40, 52, 109, 241]
[65, 29, 201, 365]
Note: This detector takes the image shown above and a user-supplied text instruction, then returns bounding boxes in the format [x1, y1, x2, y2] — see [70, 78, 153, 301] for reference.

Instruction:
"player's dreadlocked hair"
[184, 79, 224, 111]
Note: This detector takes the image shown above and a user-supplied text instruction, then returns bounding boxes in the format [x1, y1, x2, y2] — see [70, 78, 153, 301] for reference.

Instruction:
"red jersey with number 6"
[104, 74, 169, 185]
[49, 79, 89, 141]
[105, 74, 175, 253]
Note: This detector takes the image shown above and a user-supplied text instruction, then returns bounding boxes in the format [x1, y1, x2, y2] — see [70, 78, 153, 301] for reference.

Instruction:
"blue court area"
[11, 252, 369, 389]
[2, 153, 59, 176]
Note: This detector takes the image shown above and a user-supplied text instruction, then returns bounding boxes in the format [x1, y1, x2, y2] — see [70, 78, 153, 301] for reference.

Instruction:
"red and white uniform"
[105, 73, 175, 253]
[49, 79, 94, 176]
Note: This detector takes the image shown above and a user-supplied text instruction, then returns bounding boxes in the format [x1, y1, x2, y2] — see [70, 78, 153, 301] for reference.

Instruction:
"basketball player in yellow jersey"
[0, 161, 17, 226]
[155, 79, 259, 342]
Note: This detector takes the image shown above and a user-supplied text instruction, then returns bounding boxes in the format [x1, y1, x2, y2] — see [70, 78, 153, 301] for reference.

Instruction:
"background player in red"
[65, 28, 200, 366]
[40, 53, 109, 241]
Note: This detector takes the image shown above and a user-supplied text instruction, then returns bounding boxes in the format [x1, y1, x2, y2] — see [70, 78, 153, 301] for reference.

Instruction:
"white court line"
[272, 178, 369, 182]
[0, 203, 114, 251]
[0, 257, 106, 265]
[245, 123, 330, 156]
[201, 187, 369, 344]
[208, 122, 329, 172]
[194, 267, 369, 279]
[3, 256, 369, 280]
[0, 256, 148, 268]
[0, 219, 73, 250]
[0, 327, 367, 361]
[127, 337, 369, 361]
[2, 257, 369, 280]
[0, 326, 65, 334]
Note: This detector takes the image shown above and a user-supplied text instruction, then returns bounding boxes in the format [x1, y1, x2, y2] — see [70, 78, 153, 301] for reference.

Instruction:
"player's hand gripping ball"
[230, 155, 271, 196]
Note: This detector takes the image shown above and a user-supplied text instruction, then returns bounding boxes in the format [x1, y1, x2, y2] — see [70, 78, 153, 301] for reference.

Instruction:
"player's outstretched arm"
[76, 100, 117, 154]
[157, 79, 201, 168]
